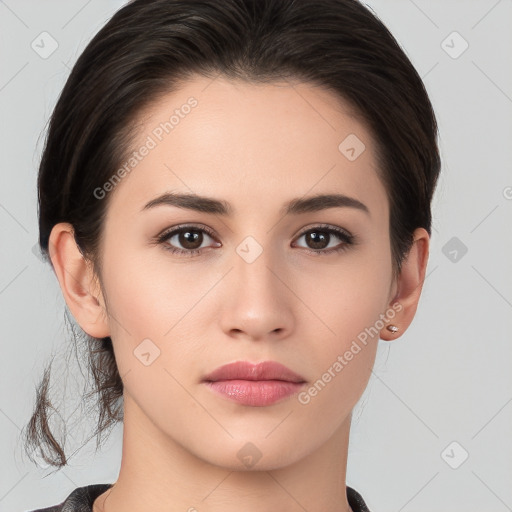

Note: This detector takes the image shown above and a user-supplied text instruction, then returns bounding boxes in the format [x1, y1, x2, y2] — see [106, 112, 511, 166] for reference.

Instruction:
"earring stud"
[386, 325, 399, 333]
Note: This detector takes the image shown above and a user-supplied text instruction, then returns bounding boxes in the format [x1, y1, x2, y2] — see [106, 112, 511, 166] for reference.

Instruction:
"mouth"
[202, 360, 307, 407]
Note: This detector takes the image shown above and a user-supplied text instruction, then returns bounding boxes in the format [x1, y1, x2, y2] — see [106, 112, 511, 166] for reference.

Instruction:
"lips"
[202, 361, 307, 406]
[203, 360, 306, 383]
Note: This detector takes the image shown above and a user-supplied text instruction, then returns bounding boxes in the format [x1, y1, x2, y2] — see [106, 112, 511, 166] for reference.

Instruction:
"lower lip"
[204, 380, 306, 406]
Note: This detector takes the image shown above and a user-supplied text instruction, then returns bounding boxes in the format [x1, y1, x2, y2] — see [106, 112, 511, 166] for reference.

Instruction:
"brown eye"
[173, 229, 204, 250]
[304, 230, 330, 250]
[293, 225, 354, 255]
[157, 225, 220, 256]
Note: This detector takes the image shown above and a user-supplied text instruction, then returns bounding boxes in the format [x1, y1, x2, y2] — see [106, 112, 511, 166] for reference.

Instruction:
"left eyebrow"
[141, 192, 370, 217]
[282, 193, 370, 217]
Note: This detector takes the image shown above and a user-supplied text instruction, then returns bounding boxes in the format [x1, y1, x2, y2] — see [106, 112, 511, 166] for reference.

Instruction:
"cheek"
[103, 259, 202, 425]
[298, 245, 392, 345]
[101, 246, 204, 338]
[294, 242, 392, 394]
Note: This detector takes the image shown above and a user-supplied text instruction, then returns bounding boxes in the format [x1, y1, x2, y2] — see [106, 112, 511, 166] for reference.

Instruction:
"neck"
[95, 394, 354, 512]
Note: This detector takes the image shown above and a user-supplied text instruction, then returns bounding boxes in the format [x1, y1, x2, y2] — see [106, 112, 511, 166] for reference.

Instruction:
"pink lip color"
[205, 380, 305, 406]
[203, 361, 306, 406]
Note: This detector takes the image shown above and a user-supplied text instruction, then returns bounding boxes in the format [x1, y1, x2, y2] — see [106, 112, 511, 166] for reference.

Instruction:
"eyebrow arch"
[141, 192, 370, 217]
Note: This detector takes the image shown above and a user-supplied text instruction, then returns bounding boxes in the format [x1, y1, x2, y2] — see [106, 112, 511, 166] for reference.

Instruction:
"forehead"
[106, 75, 388, 222]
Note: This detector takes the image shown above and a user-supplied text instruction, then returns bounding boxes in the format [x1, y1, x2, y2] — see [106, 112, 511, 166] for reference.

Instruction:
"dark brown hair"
[23, 0, 440, 469]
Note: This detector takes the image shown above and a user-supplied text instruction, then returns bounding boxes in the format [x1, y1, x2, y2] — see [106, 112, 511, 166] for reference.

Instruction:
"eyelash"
[154, 223, 356, 258]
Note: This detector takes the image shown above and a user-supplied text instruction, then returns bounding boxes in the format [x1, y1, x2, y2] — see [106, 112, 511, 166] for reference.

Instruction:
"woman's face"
[92, 76, 399, 469]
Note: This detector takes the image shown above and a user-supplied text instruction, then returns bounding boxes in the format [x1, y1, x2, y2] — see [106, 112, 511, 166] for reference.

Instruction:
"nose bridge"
[233, 233, 282, 298]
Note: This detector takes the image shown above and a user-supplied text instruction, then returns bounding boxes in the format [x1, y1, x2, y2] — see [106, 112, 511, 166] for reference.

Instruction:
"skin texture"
[48, 76, 429, 512]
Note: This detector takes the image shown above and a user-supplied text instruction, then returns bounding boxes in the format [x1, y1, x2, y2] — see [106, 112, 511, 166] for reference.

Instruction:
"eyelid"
[156, 223, 217, 240]
[156, 222, 353, 239]
[295, 223, 353, 239]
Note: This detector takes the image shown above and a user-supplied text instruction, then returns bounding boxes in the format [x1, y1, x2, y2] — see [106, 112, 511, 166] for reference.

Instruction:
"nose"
[218, 240, 295, 342]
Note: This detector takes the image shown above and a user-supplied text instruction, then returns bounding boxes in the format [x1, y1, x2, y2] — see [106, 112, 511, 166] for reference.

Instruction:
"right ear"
[48, 222, 110, 339]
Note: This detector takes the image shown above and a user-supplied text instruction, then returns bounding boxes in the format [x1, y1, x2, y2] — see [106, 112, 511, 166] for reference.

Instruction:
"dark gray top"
[27, 483, 371, 511]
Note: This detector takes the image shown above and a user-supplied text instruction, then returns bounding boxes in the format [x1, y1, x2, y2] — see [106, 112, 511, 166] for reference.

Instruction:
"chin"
[191, 435, 314, 472]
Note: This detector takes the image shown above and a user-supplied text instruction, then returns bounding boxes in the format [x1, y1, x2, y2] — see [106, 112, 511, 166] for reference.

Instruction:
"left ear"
[380, 227, 430, 341]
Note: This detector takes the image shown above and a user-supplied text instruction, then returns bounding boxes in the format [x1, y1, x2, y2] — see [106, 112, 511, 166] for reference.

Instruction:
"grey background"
[1, 1, 511, 511]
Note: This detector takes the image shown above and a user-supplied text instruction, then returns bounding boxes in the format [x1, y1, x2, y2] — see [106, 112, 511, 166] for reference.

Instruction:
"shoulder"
[347, 485, 372, 512]
[25, 483, 114, 512]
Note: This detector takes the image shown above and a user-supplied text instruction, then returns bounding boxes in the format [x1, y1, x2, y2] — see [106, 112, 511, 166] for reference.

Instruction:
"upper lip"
[203, 361, 306, 383]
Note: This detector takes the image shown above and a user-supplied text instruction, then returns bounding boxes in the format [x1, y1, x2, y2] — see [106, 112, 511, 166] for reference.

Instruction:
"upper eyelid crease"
[161, 223, 351, 236]
[141, 192, 370, 218]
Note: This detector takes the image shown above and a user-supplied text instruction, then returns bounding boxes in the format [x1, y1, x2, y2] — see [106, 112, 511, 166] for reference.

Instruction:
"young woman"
[25, 0, 440, 511]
